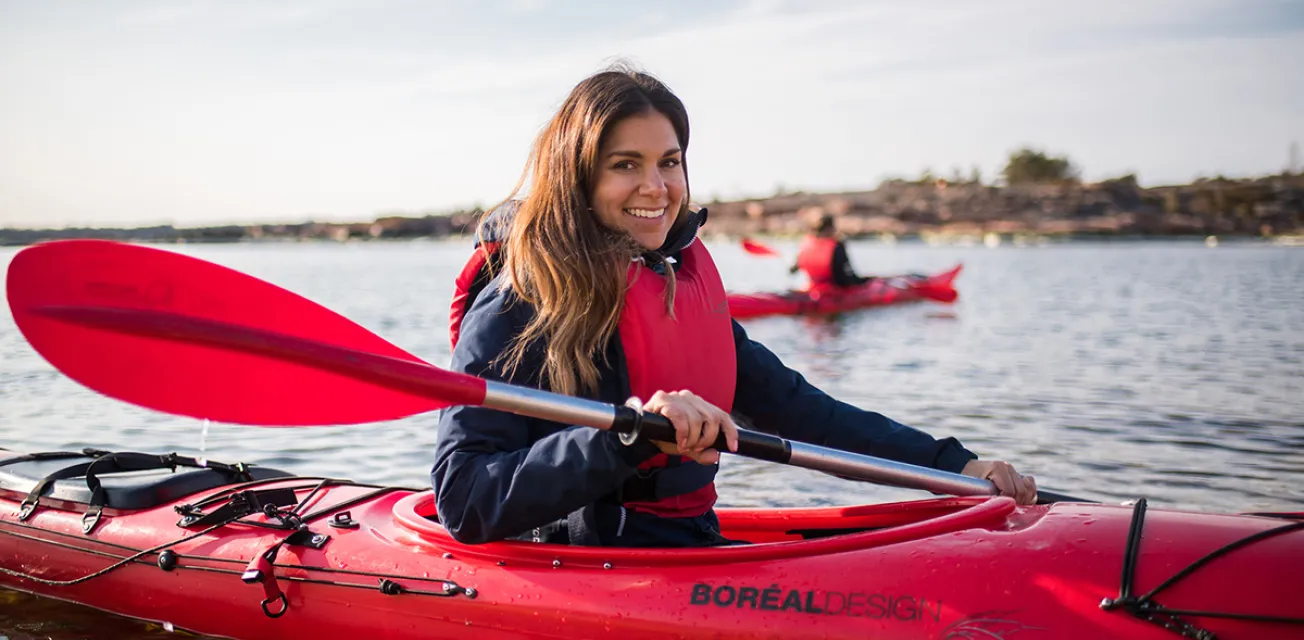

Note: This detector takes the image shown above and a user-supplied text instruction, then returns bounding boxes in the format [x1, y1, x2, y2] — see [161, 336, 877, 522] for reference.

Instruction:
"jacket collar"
[478, 201, 708, 271]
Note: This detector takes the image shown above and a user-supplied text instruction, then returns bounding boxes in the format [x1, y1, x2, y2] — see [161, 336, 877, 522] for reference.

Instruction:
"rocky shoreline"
[3, 174, 1300, 247]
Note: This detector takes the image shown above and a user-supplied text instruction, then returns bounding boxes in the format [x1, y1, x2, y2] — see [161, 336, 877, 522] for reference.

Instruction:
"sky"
[1, 0, 1302, 229]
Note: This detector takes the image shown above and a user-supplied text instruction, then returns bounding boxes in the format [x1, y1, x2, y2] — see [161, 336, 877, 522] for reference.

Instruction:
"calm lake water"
[2, 237, 1302, 638]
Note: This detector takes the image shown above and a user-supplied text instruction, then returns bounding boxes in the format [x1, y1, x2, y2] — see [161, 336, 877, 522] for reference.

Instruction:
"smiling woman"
[489, 67, 699, 401]
[434, 64, 1038, 549]
[589, 111, 686, 251]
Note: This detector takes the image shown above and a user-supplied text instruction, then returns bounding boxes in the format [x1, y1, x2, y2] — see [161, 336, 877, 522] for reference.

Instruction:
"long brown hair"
[493, 66, 692, 397]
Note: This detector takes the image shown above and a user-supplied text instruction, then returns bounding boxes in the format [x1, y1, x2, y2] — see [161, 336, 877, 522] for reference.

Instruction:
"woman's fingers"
[642, 390, 736, 464]
[1018, 474, 1038, 505]
[645, 390, 700, 452]
[991, 462, 1037, 506]
[989, 462, 1019, 499]
[960, 460, 1038, 505]
[720, 413, 739, 453]
[672, 392, 708, 451]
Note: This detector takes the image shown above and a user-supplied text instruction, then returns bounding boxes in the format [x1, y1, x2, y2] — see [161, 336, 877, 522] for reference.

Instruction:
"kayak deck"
[2, 448, 1302, 639]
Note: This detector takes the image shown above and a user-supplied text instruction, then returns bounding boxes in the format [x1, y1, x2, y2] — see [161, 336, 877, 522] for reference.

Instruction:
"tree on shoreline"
[1002, 147, 1078, 184]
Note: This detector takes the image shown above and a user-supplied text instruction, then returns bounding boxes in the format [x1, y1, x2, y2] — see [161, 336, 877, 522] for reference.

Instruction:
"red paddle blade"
[6, 240, 485, 426]
[740, 237, 781, 257]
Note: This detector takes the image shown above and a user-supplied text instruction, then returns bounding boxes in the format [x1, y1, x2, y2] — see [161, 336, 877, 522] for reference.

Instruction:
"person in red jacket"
[790, 213, 871, 288]
[435, 65, 1038, 548]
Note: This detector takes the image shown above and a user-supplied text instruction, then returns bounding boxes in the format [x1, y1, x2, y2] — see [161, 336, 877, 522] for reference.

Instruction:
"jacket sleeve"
[729, 320, 976, 473]
[831, 242, 870, 286]
[431, 283, 660, 544]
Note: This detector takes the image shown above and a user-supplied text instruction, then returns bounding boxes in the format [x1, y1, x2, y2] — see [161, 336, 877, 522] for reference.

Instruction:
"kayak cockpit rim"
[391, 492, 1016, 567]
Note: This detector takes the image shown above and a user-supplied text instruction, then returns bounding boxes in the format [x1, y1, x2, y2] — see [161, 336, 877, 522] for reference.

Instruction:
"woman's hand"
[643, 390, 739, 465]
[962, 459, 1038, 505]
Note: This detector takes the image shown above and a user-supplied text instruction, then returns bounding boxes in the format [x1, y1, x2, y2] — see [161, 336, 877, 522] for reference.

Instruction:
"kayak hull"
[1, 449, 1301, 640]
[727, 265, 963, 320]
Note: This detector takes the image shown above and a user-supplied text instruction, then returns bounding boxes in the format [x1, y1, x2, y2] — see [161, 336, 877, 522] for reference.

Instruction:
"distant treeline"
[4, 148, 1302, 246]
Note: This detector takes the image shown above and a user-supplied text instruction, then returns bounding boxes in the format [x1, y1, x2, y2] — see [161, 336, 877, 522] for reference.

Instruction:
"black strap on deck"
[1099, 498, 1304, 638]
[17, 450, 256, 534]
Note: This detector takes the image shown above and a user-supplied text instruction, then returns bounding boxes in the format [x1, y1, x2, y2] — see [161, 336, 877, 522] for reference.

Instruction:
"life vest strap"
[619, 458, 717, 503]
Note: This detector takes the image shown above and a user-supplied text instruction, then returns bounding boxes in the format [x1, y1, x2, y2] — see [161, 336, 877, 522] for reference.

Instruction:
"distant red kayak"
[728, 264, 962, 319]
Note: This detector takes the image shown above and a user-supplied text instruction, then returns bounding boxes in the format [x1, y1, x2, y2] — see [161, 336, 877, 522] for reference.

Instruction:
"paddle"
[6, 239, 1085, 504]
[740, 237, 782, 257]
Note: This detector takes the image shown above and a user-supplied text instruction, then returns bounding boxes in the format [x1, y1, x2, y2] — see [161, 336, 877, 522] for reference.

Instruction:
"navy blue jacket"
[431, 277, 977, 546]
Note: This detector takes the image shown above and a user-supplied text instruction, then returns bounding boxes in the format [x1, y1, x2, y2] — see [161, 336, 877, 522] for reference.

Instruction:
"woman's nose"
[639, 168, 667, 197]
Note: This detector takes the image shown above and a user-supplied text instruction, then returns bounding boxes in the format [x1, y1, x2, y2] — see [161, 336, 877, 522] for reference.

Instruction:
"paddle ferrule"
[613, 397, 648, 445]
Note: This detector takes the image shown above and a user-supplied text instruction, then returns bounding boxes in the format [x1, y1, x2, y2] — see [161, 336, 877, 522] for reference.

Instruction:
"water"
[1, 238, 1302, 637]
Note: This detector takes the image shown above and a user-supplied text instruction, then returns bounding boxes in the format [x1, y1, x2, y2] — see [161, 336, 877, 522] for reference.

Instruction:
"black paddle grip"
[1036, 489, 1096, 504]
[612, 406, 791, 463]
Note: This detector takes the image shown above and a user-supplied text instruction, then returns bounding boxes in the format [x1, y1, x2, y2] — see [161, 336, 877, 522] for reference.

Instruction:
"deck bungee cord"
[1099, 498, 1304, 639]
[1, 451, 478, 618]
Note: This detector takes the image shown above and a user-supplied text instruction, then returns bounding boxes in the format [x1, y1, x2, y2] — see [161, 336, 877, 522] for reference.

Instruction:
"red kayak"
[727, 265, 962, 320]
[1, 447, 1301, 640]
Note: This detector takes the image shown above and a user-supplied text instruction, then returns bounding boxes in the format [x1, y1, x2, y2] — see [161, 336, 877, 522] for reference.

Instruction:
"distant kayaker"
[433, 64, 1037, 547]
[790, 212, 871, 288]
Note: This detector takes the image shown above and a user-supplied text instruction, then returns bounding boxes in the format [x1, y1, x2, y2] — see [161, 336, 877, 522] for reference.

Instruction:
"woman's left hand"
[961, 459, 1038, 505]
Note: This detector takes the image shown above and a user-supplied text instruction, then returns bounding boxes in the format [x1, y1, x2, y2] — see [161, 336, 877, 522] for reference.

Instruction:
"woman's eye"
[613, 160, 636, 170]
[661, 158, 682, 169]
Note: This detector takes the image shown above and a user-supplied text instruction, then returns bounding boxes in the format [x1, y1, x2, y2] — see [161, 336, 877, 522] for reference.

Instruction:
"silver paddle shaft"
[481, 380, 996, 497]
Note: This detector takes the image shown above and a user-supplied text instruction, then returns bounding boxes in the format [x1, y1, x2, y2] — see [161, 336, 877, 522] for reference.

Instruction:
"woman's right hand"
[961, 459, 1038, 505]
[642, 389, 739, 465]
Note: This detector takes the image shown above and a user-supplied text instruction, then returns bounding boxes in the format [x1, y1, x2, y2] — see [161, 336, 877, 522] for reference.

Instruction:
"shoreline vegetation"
[4, 149, 1302, 247]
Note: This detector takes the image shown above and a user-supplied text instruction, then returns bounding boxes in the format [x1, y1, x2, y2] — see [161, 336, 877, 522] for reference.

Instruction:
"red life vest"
[795, 235, 838, 289]
[449, 241, 500, 350]
[618, 239, 736, 518]
[447, 236, 737, 519]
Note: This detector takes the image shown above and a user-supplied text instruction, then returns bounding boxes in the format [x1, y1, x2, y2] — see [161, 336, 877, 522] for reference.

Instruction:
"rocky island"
[4, 149, 1301, 246]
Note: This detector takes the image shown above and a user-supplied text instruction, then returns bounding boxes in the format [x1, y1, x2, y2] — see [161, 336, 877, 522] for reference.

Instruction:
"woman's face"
[590, 111, 685, 251]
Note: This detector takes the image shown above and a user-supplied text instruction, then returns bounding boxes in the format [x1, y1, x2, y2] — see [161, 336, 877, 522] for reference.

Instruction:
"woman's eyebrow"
[606, 147, 682, 159]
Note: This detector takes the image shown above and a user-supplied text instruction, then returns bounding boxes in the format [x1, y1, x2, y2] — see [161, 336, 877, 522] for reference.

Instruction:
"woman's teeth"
[625, 208, 664, 218]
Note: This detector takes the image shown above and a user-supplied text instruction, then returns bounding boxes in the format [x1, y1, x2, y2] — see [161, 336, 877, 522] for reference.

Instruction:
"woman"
[433, 66, 1035, 547]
